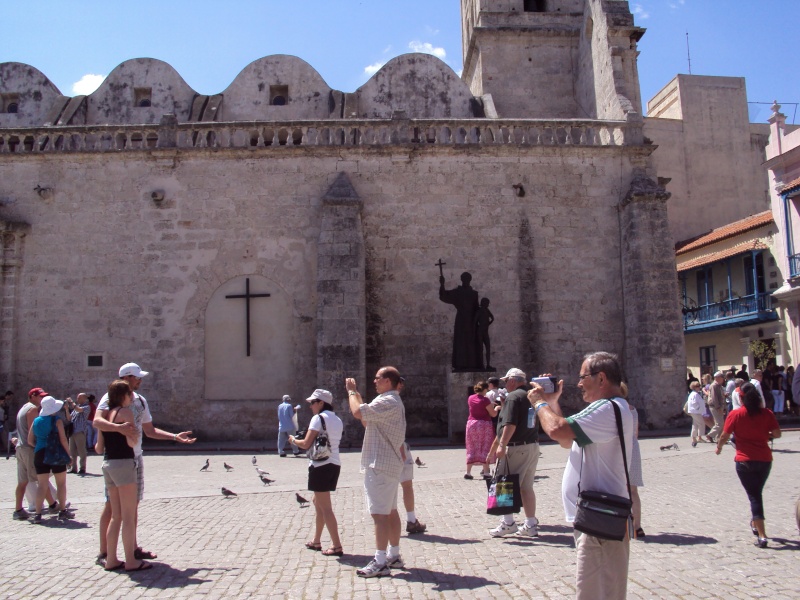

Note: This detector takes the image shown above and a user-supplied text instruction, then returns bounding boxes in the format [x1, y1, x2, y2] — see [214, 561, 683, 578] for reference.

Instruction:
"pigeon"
[659, 443, 680, 452]
[260, 475, 274, 486]
[224, 462, 234, 471]
[415, 456, 425, 467]
[255, 467, 270, 476]
[221, 487, 237, 498]
[200, 459, 209, 472]
[296, 493, 309, 507]
[252, 456, 257, 465]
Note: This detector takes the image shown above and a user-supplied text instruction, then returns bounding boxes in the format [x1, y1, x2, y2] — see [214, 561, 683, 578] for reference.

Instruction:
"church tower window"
[524, 0, 546, 12]
[134, 87, 152, 107]
[2, 94, 20, 113]
[270, 85, 289, 106]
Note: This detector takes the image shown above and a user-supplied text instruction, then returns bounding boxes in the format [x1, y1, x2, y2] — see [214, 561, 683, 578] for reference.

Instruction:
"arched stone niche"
[204, 275, 294, 400]
[86, 58, 196, 125]
[356, 53, 475, 119]
[0, 62, 64, 127]
[221, 55, 334, 121]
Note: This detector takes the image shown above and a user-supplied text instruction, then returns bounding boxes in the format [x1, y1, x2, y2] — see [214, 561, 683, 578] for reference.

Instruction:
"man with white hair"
[93, 362, 195, 564]
[490, 367, 540, 538]
[706, 371, 726, 443]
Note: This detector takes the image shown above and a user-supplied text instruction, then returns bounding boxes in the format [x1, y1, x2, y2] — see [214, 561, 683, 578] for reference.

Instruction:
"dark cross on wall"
[225, 277, 271, 357]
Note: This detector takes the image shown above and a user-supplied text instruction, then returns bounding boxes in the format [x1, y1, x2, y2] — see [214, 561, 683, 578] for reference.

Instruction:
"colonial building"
[0, 0, 685, 441]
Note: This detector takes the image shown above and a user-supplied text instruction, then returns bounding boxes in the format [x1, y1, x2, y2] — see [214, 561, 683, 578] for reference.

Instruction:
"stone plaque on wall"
[204, 275, 293, 400]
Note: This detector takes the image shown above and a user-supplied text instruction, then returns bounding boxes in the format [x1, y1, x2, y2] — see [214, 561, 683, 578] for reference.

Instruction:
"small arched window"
[7, 103, 18, 113]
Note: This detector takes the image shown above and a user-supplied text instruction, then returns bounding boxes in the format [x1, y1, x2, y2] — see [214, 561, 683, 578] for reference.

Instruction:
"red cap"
[28, 387, 47, 398]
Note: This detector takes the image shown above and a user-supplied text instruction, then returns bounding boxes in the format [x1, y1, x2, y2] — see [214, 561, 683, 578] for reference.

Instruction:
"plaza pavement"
[1, 432, 798, 600]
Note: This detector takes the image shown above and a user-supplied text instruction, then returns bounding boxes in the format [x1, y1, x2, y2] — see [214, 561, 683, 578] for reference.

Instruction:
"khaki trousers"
[574, 530, 629, 600]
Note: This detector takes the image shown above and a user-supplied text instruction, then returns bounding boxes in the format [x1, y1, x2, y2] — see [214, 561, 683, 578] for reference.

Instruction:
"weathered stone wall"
[0, 63, 64, 128]
[0, 143, 659, 440]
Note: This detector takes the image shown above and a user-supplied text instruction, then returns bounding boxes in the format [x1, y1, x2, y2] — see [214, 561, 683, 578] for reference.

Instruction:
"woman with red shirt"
[716, 382, 781, 548]
[464, 381, 499, 480]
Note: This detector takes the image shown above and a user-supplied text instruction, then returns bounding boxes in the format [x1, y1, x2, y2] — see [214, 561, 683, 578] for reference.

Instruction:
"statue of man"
[439, 272, 480, 371]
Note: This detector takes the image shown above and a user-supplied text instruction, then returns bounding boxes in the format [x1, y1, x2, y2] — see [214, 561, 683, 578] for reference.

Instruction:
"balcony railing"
[0, 118, 642, 154]
[789, 253, 800, 278]
[683, 292, 777, 331]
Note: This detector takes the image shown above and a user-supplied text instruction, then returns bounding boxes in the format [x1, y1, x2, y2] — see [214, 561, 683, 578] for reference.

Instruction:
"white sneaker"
[489, 521, 518, 537]
[386, 555, 405, 569]
[357, 560, 391, 578]
[517, 521, 539, 537]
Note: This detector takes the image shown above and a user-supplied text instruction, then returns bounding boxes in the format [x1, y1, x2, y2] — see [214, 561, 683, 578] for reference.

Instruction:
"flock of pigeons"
[204, 454, 426, 503]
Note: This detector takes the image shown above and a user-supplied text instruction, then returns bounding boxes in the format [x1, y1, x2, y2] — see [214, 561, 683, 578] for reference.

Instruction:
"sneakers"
[356, 559, 391, 578]
[48, 501, 71, 514]
[517, 521, 539, 537]
[58, 510, 74, 520]
[755, 537, 768, 548]
[12, 509, 29, 521]
[386, 555, 405, 569]
[489, 521, 518, 537]
[406, 519, 427, 534]
[31, 513, 43, 524]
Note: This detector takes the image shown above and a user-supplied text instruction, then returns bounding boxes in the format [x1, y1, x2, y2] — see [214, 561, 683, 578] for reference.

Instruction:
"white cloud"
[631, 3, 650, 19]
[364, 62, 385, 76]
[408, 41, 446, 60]
[382, 45, 393, 54]
[72, 74, 105, 95]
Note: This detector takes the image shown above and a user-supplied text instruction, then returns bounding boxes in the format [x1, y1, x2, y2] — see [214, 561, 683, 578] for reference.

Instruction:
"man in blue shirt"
[277, 395, 300, 457]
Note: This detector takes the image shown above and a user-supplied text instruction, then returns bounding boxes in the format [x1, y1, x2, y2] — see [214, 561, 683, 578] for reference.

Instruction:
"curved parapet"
[356, 54, 476, 119]
[0, 62, 65, 127]
[221, 55, 334, 121]
[86, 58, 197, 125]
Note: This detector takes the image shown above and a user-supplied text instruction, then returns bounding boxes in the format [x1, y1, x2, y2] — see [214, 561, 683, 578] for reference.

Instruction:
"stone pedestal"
[447, 370, 494, 443]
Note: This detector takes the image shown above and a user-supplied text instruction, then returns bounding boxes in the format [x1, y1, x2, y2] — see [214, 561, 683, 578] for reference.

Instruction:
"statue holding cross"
[438, 260, 486, 372]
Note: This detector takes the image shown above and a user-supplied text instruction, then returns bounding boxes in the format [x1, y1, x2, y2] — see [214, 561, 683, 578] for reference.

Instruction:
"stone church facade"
[0, 0, 685, 441]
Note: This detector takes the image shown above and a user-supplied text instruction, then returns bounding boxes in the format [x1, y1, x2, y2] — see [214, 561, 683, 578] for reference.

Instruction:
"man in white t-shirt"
[528, 352, 634, 600]
[93, 362, 196, 564]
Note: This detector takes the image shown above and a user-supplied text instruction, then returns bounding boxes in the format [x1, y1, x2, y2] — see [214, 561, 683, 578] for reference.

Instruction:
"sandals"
[125, 560, 153, 572]
[635, 527, 646, 538]
[134, 548, 158, 560]
[305, 542, 322, 551]
[322, 546, 344, 556]
[103, 561, 124, 572]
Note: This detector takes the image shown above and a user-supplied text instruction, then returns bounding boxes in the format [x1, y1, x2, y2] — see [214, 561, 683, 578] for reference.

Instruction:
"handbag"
[307, 412, 331, 461]
[573, 399, 633, 541]
[486, 459, 522, 515]
[43, 416, 71, 466]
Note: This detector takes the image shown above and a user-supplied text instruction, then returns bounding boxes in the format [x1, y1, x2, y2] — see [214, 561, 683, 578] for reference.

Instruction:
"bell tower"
[461, 0, 645, 120]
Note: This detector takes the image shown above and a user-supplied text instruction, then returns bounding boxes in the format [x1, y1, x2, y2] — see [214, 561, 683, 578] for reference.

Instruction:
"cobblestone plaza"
[1, 433, 798, 599]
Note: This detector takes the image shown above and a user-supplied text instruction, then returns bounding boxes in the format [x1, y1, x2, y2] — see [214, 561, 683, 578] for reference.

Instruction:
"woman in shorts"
[290, 389, 344, 557]
[28, 396, 72, 523]
[96, 380, 149, 571]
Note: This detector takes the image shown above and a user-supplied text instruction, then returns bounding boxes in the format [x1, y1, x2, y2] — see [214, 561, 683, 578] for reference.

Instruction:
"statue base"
[447, 369, 496, 443]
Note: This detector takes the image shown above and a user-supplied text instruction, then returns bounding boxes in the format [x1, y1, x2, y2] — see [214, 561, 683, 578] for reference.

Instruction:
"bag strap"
[577, 398, 632, 501]
[317, 411, 328, 431]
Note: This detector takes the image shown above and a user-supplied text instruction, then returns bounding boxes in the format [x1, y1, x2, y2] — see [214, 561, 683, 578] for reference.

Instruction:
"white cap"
[306, 389, 333, 404]
[501, 368, 527, 381]
[119, 363, 149, 378]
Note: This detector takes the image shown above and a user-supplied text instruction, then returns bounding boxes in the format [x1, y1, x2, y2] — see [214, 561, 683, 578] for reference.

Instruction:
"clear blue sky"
[4, 1, 799, 122]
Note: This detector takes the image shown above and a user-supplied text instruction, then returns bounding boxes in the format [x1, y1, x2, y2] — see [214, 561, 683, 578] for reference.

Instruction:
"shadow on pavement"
[394, 568, 501, 591]
[504, 534, 574, 548]
[768, 538, 800, 550]
[407, 533, 482, 545]
[772, 449, 800, 454]
[638, 532, 717, 545]
[129, 564, 212, 588]
[34, 519, 91, 530]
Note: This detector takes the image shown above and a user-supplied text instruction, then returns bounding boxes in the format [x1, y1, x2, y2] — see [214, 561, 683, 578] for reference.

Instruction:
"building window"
[699, 346, 717, 377]
[696, 267, 713, 306]
[134, 87, 152, 108]
[524, 0, 546, 11]
[744, 253, 765, 296]
[270, 85, 288, 106]
[86, 354, 104, 369]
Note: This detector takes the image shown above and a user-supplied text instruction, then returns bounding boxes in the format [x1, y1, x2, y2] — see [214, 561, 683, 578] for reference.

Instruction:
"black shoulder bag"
[573, 399, 633, 541]
[307, 412, 331, 462]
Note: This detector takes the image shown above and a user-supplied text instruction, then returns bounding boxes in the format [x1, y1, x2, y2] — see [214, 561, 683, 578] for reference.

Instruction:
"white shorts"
[364, 467, 400, 515]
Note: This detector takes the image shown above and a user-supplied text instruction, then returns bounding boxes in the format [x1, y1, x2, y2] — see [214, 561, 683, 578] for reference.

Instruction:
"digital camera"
[530, 376, 558, 394]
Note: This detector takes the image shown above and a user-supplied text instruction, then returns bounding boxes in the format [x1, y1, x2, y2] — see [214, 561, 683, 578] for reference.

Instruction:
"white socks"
[503, 514, 515, 525]
[406, 511, 416, 523]
[374, 550, 387, 565]
[387, 545, 401, 559]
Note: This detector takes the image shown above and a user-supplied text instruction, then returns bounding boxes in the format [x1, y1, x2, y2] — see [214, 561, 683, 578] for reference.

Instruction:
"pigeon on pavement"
[260, 475, 275, 486]
[200, 459, 209, 472]
[415, 456, 425, 467]
[224, 462, 234, 471]
[252, 456, 257, 465]
[255, 467, 270, 476]
[296, 493, 309, 507]
[221, 487, 237, 497]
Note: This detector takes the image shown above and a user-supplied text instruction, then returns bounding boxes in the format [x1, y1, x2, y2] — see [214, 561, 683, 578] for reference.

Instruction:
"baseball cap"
[119, 363, 149, 378]
[28, 387, 47, 398]
[306, 389, 333, 404]
[501, 368, 527, 381]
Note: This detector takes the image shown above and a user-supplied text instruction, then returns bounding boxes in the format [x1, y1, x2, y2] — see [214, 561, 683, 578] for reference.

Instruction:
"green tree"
[748, 340, 776, 371]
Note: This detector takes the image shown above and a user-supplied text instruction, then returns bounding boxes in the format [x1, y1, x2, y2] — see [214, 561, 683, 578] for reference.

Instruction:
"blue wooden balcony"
[789, 253, 800, 278]
[683, 292, 778, 333]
